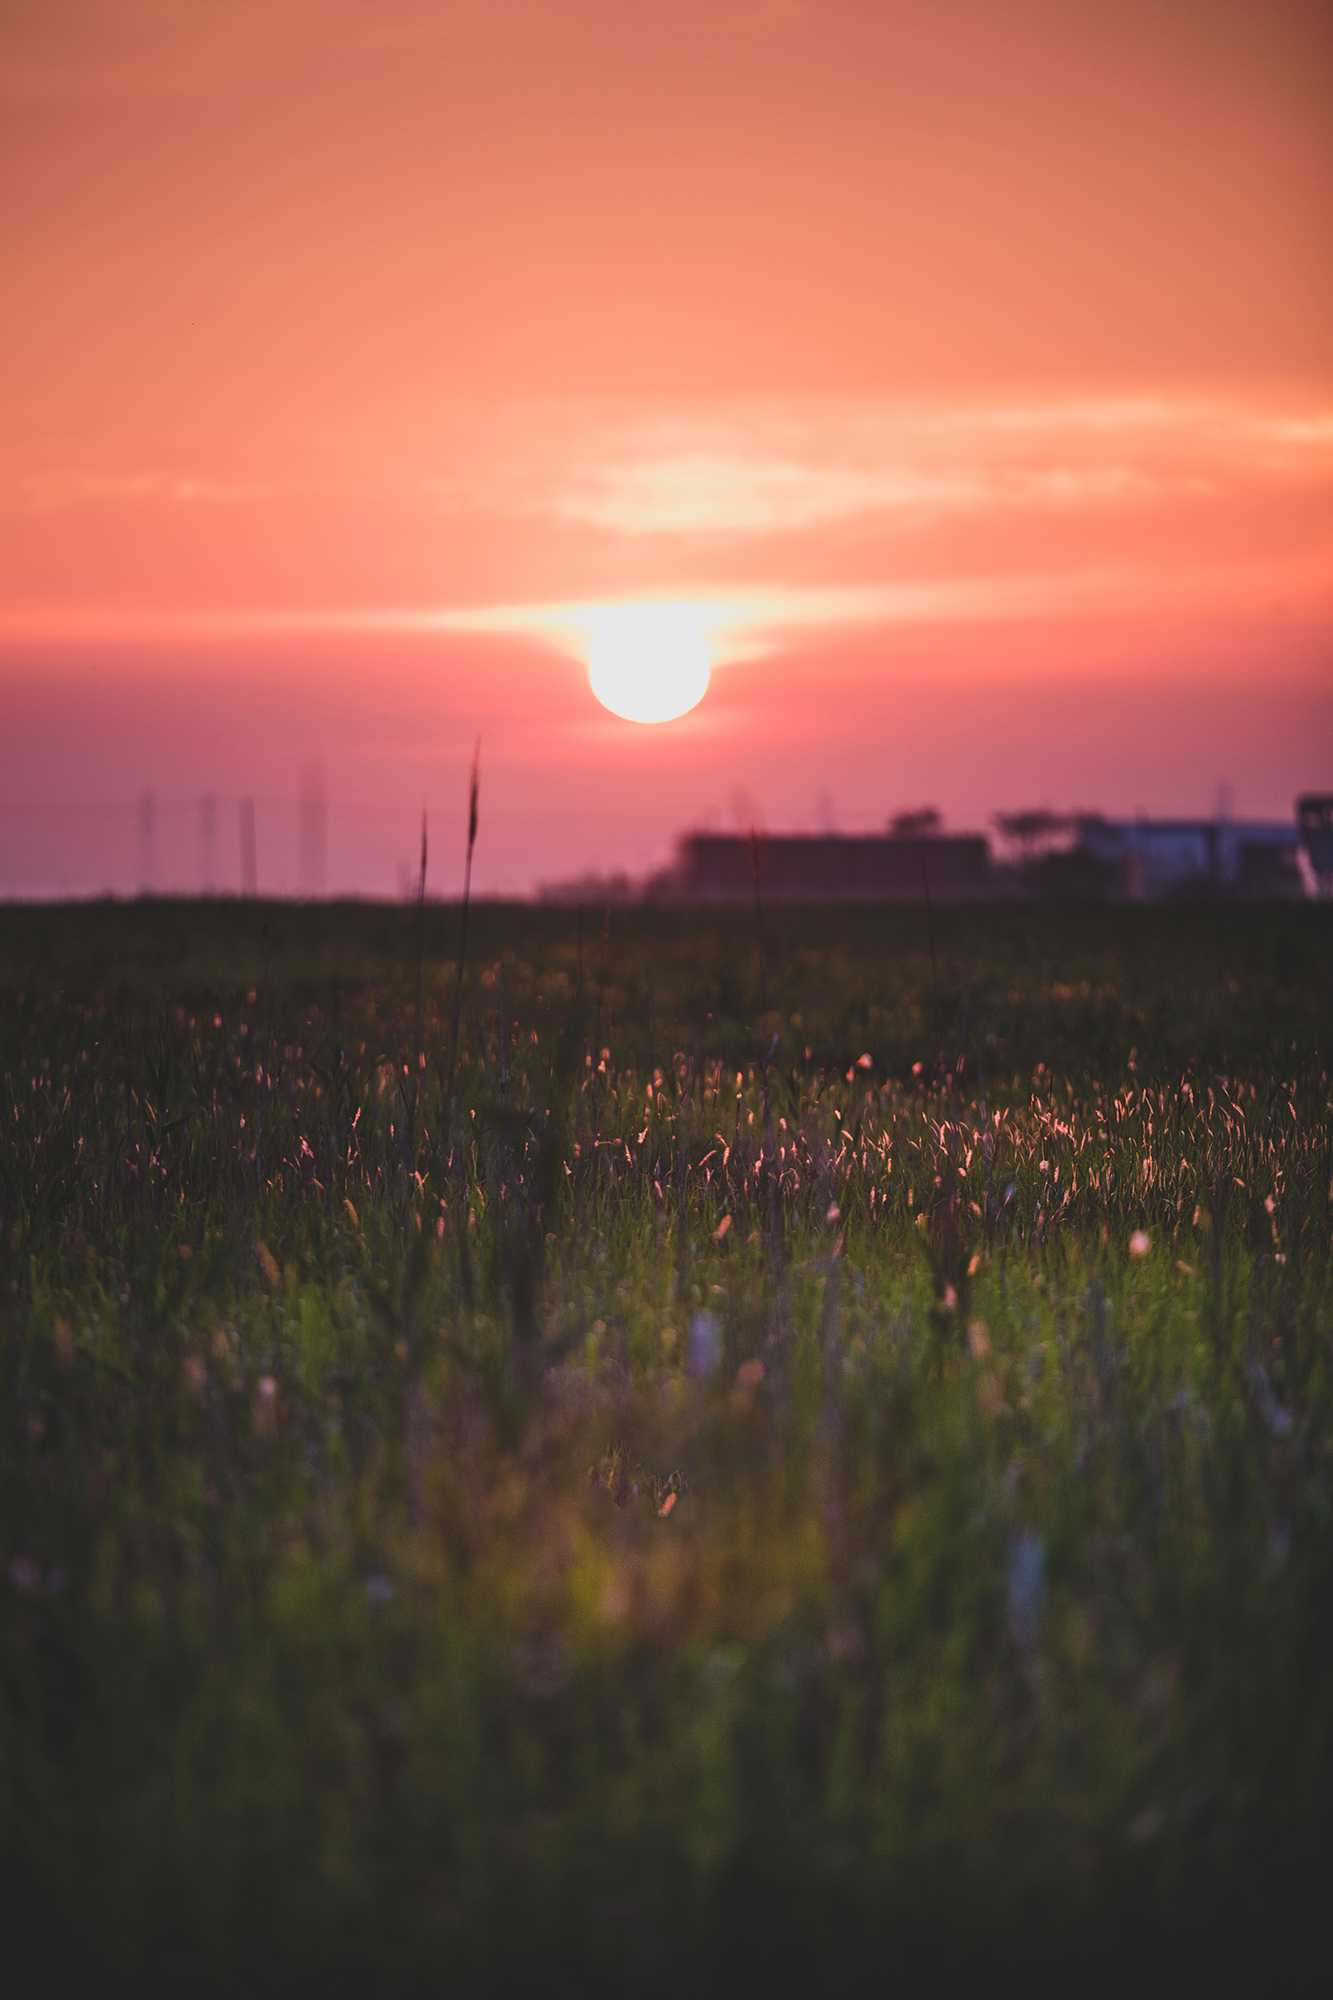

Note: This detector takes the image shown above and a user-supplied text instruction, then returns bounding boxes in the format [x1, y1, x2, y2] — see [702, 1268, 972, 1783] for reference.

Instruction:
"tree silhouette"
[994, 809, 1071, 864]
[889, 807, 942, 841]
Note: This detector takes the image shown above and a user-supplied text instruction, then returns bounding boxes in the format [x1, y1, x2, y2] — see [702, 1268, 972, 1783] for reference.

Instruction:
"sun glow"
[586, 601, 711, 724]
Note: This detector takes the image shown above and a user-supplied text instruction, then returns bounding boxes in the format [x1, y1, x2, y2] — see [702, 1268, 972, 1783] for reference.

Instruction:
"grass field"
[2, 895, 1331, 1987]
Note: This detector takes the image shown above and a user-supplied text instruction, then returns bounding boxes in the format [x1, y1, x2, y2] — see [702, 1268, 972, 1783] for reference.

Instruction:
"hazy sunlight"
[586, 602, 711, 724]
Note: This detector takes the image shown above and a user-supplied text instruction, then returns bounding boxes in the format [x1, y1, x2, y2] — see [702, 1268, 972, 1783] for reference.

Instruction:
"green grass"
[2, 897, 1331, 1987]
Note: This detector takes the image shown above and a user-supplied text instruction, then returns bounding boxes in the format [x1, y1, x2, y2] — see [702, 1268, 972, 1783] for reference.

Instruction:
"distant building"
[536, 815, 1312, 906]
[1074, 817, 1304, 899]
[649, 831, 992, 902]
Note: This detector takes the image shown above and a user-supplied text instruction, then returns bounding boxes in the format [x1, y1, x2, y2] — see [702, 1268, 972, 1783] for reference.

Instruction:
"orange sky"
[2, 0, 1330, 895]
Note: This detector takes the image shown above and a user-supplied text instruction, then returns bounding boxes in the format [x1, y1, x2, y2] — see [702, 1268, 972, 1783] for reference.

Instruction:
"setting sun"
[587, 602, 711, 725]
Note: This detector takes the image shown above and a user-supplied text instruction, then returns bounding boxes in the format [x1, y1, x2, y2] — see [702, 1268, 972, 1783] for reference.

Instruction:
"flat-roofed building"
[651, 831, 992, 902]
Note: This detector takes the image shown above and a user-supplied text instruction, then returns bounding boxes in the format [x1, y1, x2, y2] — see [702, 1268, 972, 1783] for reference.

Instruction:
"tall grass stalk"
[443, 741, 479, 1149]
[750, 827, 786, 1331]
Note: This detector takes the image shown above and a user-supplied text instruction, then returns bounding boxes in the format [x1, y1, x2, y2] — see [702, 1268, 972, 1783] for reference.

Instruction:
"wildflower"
[1129, 1230, 1150, 1256]
[714, 1215, 732, 1241]
[658, 1492, 677, 1518]
[255, 1374, 278, 1436]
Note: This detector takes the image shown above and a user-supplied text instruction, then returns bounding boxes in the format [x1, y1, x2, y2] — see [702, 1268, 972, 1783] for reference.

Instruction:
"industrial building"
[648, 830, 992, 902]
[1074, 817, 1304, 899]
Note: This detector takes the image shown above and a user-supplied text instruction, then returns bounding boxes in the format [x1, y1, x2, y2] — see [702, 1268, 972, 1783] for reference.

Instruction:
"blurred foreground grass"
[2, 897, 1331, 1986]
